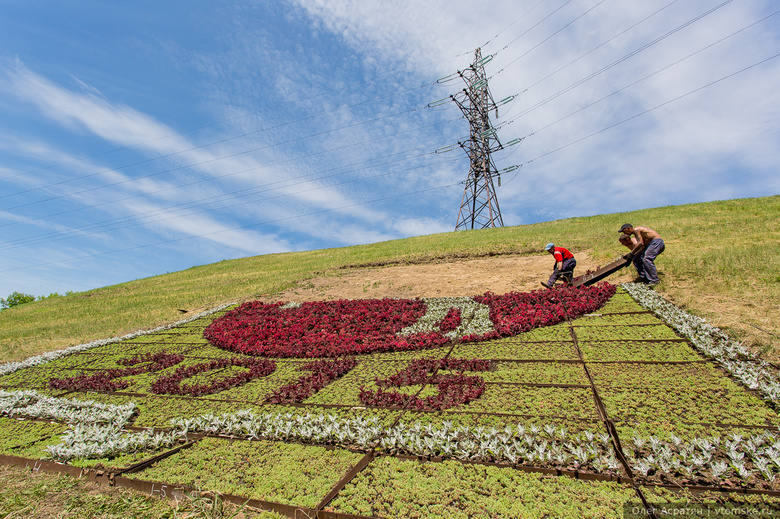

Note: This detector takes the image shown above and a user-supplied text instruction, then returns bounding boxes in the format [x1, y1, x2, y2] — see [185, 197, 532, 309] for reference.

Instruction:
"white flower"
[398, 297, 495, 339]
[622, 283, 780, 404]
[0, 302, 236, 376]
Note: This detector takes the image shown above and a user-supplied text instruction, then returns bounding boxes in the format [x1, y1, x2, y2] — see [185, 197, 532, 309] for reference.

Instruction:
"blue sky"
[1, 0, 778, 298]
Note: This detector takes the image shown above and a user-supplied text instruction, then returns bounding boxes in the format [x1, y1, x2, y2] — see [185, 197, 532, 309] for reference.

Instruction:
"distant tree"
[0, 291, 37, 309]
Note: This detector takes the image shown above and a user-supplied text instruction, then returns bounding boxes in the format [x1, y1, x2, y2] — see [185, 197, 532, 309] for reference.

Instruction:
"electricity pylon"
[453, 48, 504, 231]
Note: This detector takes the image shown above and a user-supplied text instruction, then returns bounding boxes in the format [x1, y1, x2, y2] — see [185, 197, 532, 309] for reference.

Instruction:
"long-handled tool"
[571, 257, 630, 287]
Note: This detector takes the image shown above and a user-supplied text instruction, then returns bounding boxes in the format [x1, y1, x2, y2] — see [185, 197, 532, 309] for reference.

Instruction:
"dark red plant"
[204, 298, 444, 358]
[438, 307, 461, 334]
[48, 352, 184, 392]
[150, 357, 276, 397]
[358, 358, 492, 411]
[464, 283, 616, 341]
[265, 357, 357, 404]
[203, 284, 616, 358]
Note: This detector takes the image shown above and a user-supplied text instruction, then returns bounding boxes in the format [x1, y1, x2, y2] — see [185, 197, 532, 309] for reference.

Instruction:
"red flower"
[203, 284, 616, 358]
[48, 352, 184, 393]
[265, 357, 357, 404]
[150, 357, 276, 397]
[358, 358, 492, 411]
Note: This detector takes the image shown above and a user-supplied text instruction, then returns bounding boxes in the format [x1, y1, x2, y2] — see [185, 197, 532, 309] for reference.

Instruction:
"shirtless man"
[618, 234, 642, 281]
[619, 224, 665, 286]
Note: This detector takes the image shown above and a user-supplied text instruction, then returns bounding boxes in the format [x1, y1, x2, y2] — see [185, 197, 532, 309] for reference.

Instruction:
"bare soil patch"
[261, 251, 634, 302]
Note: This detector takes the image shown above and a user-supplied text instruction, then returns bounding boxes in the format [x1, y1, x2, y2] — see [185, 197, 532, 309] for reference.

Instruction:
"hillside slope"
[1, 195, 778, 362]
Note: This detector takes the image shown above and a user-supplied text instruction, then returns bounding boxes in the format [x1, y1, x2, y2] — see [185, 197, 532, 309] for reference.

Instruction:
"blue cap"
[545, 243, 554, 251]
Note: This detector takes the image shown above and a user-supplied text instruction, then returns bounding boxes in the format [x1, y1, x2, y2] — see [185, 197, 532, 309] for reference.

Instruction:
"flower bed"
[266, 358, 358, 404]
[470, 283, 616, 339]
[578, 340, 702, 362]
[626, 430, 780, 491]
[451, 339, 579, 360]
[622, 282, 780, 404]
[170, 409, 619, 474]
[464, 386, 599, 419]
[328, 457, 636, 519]
[599, 386, 779, 426]
[150, 357, 276, 397]
[0, 303, 234, 377]
[574, 324, 681, 341]
[6, 283, 780, 510]
[573, 313, 665, 326]
[479, 361, 589, 385]
[49, 353, 184, 393]
[359, 358, 492, 411]
[588, 362, 741, 390]
[134, 436, 365, 510]
[203, 284, 616, 358]
[204, 298, 435, 357]
[0, 416, 69, 457]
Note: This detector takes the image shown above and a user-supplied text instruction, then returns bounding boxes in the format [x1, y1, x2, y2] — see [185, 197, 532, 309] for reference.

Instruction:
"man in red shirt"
[541, 243, 576, 288]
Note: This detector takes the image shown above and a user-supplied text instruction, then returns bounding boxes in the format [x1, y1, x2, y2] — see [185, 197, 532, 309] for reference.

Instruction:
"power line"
[496, 0, 682, 93]
[489, 0, 576, 57]
[4, 148, 463, 250]
[501, 51, 780, 183]
[496, 0, 736, 128]
[492, 0, 608, 74]
[0, 114, 465, 233]
[438, 3, 777, 187]
[0, 48, 476, 186]
[0, 181, 459, 274]
[0, 81, 453, 205]
[500, 7, 780, 144]
[0, 102, 462, 215]
[480, 0, 553, 49]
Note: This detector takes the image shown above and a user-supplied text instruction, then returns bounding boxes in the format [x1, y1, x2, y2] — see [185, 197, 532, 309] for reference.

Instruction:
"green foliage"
[136, 437, 364, 509]
[1, 195, 778, 363]
[0, 290, 77, 309]
[0, 464, 276, 518]
[0, 417, 68, 456]
[329, 457, 636, 518]
[0, 291, 36, 308]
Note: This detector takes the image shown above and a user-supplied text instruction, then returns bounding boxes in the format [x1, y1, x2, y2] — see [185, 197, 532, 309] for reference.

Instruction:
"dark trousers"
[549, 257, 576, 286]
[633, 238, 665, 283]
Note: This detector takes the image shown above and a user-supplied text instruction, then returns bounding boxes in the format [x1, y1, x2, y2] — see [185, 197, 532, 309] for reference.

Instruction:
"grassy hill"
[1, 195, 779, 518]
[2, 195, 778, 363]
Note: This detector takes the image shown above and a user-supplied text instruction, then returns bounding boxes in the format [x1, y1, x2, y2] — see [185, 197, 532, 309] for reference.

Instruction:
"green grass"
[0, 464, 281, 518]
[1, 195, 779, 517]
[2, 195, 778, 362]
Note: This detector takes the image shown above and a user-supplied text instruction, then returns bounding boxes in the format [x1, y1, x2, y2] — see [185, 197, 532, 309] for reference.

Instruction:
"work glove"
[623, 253, 634, 261]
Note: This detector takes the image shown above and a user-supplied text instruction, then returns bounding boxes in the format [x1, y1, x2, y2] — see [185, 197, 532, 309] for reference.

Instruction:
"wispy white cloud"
[0, 0, 777, 296]
[1, 61, 402, 242]
[288, 0, 780, 219]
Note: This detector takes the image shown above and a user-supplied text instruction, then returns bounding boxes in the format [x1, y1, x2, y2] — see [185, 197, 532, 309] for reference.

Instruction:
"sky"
[1, 0, 778, 298]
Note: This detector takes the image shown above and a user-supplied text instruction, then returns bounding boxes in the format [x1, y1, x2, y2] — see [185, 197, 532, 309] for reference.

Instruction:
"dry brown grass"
[1, 195, 778, 360]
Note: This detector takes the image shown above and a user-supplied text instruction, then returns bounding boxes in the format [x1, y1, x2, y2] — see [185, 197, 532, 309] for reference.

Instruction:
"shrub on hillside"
[0, 291, 36, 309]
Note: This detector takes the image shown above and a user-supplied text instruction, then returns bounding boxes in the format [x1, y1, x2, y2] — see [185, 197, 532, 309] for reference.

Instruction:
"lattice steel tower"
[453, 48, 504, 231]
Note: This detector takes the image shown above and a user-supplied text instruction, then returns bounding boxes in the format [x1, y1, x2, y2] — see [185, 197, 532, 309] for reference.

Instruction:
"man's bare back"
[619, 222, 666, 285]
[632, 226, 661, 247]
